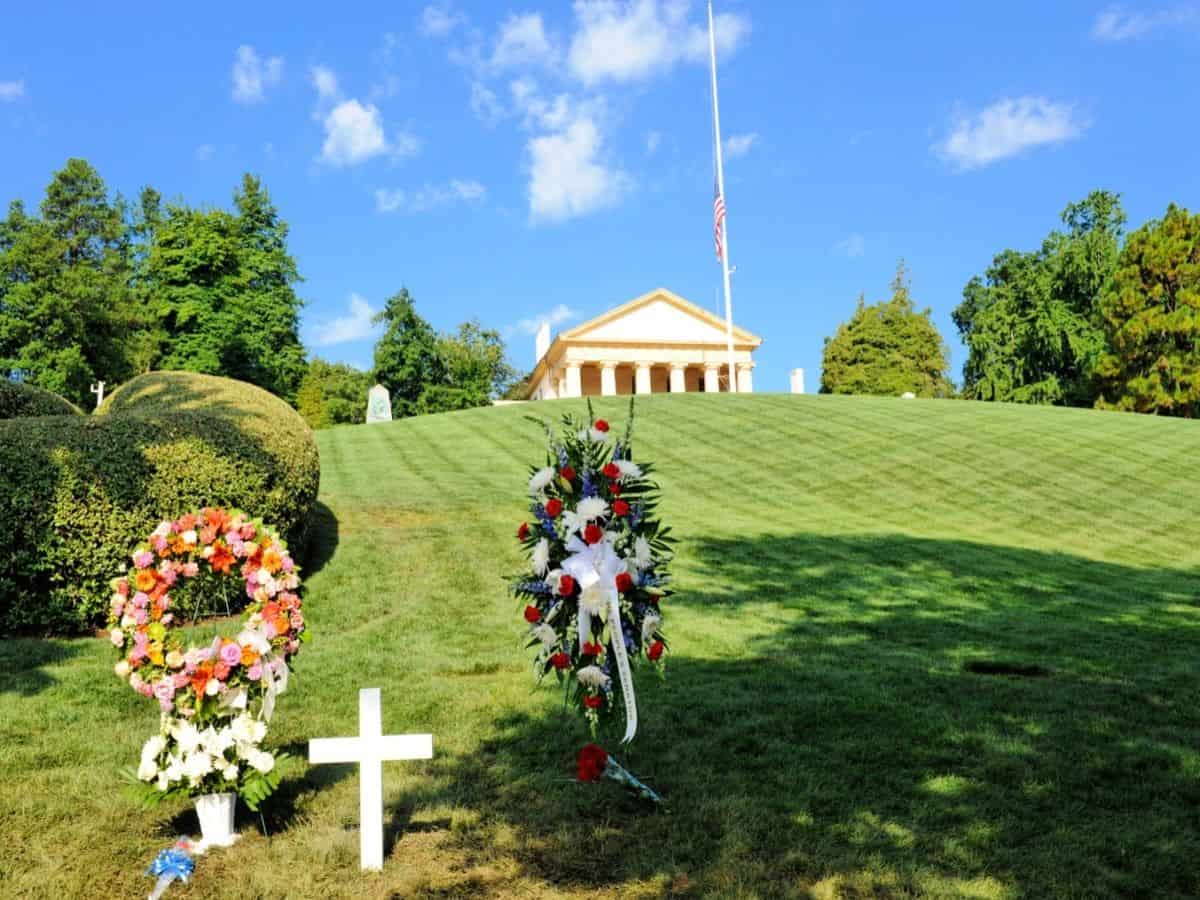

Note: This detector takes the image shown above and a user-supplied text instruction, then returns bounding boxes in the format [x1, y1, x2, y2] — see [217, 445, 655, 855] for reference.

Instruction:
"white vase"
[194, 792, 239, 851]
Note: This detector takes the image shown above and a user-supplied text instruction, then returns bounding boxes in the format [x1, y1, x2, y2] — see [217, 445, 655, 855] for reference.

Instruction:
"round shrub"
[0, 371, 319, 633]
[0, 380, 82, 419]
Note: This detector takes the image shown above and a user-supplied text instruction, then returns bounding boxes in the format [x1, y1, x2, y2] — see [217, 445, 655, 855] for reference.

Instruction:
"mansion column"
[669, 364, 687, 394]
[565, 362, 583, 398]
[737, 363, 755, 393]
[703, 364, 721, 393]
[600, 362, 618, 397]
[635, 362, 653, 395]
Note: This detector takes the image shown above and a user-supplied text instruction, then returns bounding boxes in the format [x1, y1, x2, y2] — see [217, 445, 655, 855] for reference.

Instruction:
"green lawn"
[2, 394, 1199, 899]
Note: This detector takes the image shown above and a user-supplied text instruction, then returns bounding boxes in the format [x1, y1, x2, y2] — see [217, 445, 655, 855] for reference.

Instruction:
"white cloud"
[646, 130, 662, 154]
[1091, 4, 1200, 40]
[568, 0, 750, 85]
[470, 80, 503, 122]
[421, 3, 467, 37]
[311, 293, 380, 346]
[833, 234, 865, 258]
[528, 115, 630, 224]
[511, 77, 572, 129]
[311, 65, 339, 101]
[0, 80, 24, 102]
[195, 144, 215, 162]
[320, 100, 391, 166]
[935, 97, 1087, 171]
[231, 45, 283, 104]
[512, 303, 578, 335]
[374, 179, 487, 213]
[724, 131, 757, 159]
[492, 12, 558, 68]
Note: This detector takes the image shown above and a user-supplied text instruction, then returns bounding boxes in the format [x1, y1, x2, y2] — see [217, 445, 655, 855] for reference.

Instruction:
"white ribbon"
[561, 534, 637, 743]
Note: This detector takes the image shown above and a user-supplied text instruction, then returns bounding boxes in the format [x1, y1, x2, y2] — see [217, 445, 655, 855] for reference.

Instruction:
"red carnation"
[582, 695, 604, 711]
[602, 462, 620, 479]
[577, 742, 608, 780]
[550, 652, 570, 670]
[647, 640, 665, 661]
[615, 572, 634, 593]
[582, 641, 604, 656]
[610, 483, 622, 496]
[558, 574, 576, 596]
[594, 420, 610, 433]
[612, 499, 630, 517]
[560, 466, 576, 482]
[545, 498, 563, 518]
[518, 522, 530, 541]
[523, 605, 541, 623]
[583, 524, 603, 545]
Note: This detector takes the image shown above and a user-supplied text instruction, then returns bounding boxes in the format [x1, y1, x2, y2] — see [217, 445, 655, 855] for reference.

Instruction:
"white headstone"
[535, 321, 551, 362]
[366, 384, 392, 423]
[901, 391, 916, 400]
[308, 688, 433, 871]
[789, 368, 805, 394]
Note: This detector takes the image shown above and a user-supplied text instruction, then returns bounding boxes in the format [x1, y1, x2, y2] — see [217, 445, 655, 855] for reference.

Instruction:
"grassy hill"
[2, 394, 1199, 898]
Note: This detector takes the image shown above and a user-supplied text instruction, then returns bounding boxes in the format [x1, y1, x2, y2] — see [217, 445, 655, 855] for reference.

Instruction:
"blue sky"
[2, 1, 1198, 392]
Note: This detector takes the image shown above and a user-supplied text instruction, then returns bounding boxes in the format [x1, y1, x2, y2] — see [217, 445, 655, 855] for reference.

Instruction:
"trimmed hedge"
[0, 380, 82, 419]
[0, 371, 319, 633]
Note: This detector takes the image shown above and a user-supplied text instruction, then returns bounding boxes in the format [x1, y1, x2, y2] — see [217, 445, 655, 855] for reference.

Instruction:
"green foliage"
[297, 358, 372, 429]
[432, 320, 518, 411]
[372, 288, 446, 418]
[821, 262, 953, 397]
[0, 379, 81, 418]
[1096, 204, 1200, 416]
[954, 190, 1124, 405]
[0, 161, 136, 406]
[0, 371, 319, 633]
[121, 753, 294, 812]
[0, 160, 306, 406]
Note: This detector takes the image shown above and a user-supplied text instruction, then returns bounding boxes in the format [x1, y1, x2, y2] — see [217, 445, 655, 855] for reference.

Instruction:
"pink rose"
[138, 681, 154, 698]
[247, 663, 263, 680]
[220, 642, 241, 666]
[160, 568, 178, 586]
[152, 535, 168, 552]
[173, 672, 190, 689]
[281, 557, 294, 572]
[182, 562, 199, 578]
[133, 550, 154, 569]
[133, 608, 148, 626]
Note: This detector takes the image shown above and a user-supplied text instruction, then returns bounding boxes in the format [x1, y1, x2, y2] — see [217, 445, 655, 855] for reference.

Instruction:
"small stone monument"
[789, 368, 805, 394]
[366, 384, 392, 424]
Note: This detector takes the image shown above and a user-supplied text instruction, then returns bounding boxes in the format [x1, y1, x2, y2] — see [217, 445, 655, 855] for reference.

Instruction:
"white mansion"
[525, 288, 762, 400]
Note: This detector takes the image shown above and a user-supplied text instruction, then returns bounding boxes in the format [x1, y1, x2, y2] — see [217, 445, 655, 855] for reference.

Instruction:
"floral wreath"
[512, 401, 673, 743]
[107, 508, 308, 809]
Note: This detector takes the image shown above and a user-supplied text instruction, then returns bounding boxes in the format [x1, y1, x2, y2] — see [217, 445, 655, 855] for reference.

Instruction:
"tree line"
[0, 159, 521, 424]
[821, 191, 1200, 417]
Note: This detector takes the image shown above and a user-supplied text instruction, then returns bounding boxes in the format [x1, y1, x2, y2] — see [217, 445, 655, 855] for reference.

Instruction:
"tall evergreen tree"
[0, 159, 133, 405]
[372, 288, 446, 418]
[1096, 204, 1200, 416]
[821, 262, 953, 397]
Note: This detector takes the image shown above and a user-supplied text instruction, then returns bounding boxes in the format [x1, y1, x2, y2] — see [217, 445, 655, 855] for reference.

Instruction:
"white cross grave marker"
[308, 688, 433, 871]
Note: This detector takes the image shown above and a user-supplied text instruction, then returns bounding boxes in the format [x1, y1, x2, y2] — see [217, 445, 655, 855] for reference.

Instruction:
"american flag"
[713, 180, 727, 261]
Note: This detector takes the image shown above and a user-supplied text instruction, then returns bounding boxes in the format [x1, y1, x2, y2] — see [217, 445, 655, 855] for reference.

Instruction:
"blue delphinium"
[532, 503, 556, 536]
[581, 469, 598, 498]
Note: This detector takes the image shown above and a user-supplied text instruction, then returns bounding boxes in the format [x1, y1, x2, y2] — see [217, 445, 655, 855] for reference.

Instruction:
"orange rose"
[133, 569, 157, 592]
[241, 645, 260, 666]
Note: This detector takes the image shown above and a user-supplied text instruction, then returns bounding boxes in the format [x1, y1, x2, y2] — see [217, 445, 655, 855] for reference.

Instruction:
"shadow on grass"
[0, 639, 82, 696]
[303, 501, 340, 578]
[395, 533, 1200, 898]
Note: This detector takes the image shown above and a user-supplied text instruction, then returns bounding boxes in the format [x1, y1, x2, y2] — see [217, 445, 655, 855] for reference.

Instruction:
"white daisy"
[532, 538, 550, 576]
[575, 496, 609, 521]
[577, 665, 611, 690]
[633, 536, 653, 570]
[528, 467, 556, 495]
[615, 459, 642, 480]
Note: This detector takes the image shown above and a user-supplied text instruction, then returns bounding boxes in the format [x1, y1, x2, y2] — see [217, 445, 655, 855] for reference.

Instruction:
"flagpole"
[708, 0, 737, 393]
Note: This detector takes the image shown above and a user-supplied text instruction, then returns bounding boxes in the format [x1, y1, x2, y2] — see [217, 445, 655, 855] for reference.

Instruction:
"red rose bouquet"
[513, 400, 673, 742]
[576, 743, 663, 805]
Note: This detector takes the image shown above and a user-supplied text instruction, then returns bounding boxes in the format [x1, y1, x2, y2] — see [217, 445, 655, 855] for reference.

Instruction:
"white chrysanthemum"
[577, 428, 610, 443]
[579, 584, 609, 617]
[633, 536, 653, 570]
[230, 714, 267, 746]
[575, 496, 609, 521]
[137, 755, 159, 781]
[201, 725, 236, 756]
[533, 623, 557, 647]
[141, 734, 166, 763]
[156, 772, 170, 791]
[561, 509, 585, 535]
[528, 467, 555, 495]
[532, 538, 550, 576]
[183, 751, 213, 784]
[642, 612, 662, 643]
[248, 749, 275, 773]
[544, 568, 564, 593]
[164, 754, 184, 784]
[222, 764, 239, 781]
[615, 460, 642, 480]
[577, 665, 611, 689]
[170, 721, 202, 755]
